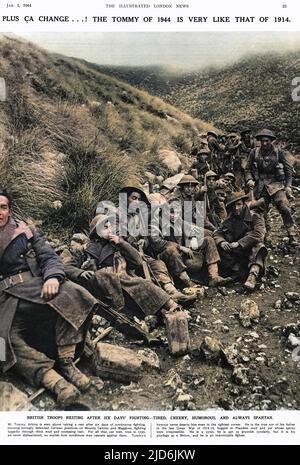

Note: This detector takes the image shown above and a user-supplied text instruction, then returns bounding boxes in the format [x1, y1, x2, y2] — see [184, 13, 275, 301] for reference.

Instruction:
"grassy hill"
[0, 36, 214, 238]
[98, 52, 300, 152]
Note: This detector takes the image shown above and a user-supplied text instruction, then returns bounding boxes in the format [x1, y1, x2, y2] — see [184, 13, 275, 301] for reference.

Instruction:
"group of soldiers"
[0, 128, 298, 408]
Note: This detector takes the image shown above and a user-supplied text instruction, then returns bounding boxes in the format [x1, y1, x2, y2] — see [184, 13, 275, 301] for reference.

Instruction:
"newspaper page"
[0, 0, 300, 450]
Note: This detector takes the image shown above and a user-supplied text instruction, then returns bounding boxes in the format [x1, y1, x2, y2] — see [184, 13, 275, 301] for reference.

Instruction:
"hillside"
[98, 52, 300, 151]
[0, 36, 214, 237]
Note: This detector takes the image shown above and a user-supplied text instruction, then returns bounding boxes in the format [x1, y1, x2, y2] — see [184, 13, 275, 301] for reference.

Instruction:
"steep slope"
[0, 36, 213, 237]
[98, 52, 300, 151]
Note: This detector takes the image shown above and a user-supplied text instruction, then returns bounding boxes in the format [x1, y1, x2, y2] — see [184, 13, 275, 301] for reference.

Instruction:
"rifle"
[96, 299, 160, 347]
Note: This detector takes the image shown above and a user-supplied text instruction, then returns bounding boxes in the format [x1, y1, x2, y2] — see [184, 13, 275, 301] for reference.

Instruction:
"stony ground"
[1, 196, 300, 412]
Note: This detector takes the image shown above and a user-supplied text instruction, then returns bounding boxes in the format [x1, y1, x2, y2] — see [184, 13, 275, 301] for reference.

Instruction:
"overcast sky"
[17, 32, 300, 71]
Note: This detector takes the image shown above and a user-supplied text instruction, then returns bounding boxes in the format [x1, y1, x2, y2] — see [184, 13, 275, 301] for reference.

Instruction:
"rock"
[239, 299, 260, 328]
[93, 343, 143, 383]
[175, 393, 194, 409]
[285, 292, 300, 302]
[255, 357, 266, 364]
[213, 320, 223, 325]
[72, 233, 89, 245]
[274, 299, 282, 310]
[52, 200, 62, 210]
[137, 349, 161, 370]
[284, 299, 294, 309]
[158, 149, 182, 174]
[0, 382, 33, 411]
[200, 337, 224, 364]
[248, 331, 260, 339]
[222, 344, 239, 368]
[187, 402, 197, 410]
[221, 325, 230, 333]
[193, 377, 205, 387]
[232, 366, 249, 386]
[286, 333, 300, 349]
[92, 315, 107, 327]
[164, 369, 183, 391]
[144, 315, 159, 331]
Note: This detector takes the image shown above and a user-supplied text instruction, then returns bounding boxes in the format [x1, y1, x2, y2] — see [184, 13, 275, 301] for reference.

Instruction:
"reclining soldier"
[0, 189, 98, 407]
[61, 214, 184, 346]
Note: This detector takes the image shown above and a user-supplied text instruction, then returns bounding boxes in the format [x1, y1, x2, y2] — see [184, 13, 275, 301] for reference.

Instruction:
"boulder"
[158, 149, 182, 174]
[239, 299, 260, 328]
[0, 382, 33, 411]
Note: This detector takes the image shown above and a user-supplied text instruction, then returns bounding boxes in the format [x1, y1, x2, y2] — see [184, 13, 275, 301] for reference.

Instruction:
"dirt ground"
[1, 197, 300, 412]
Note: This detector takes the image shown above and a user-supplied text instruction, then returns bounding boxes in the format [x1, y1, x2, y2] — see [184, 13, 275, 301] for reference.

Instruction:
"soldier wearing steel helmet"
[245, 129, 297, 246]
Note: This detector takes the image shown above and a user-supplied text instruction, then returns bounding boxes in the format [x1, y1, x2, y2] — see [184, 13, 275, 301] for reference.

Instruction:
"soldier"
[0, 189, 98, 407]
[225, 133, 247, 188]
[150, 203, 232, 287]
[190, 147, 210, 182]
[199, 171, 227, 230]
[214, 191, 268, 291]
[207, 131, 224, 172]
[62, 214, 183, 341]
[240, 128, 255, 154]
[222, 172, 238, 193]
[117, 186, 195, 302]
[245, 129, 297, 246]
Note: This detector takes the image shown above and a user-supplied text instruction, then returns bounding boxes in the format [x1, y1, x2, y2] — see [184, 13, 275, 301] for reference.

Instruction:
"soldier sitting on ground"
[0, 189, 98, 407]
[213, 191, 268, 291]
[61, 214, 184, 352]
[150, 202, 232, 288]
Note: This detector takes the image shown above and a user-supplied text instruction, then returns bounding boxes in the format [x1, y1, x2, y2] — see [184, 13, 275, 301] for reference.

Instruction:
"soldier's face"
[183, 184, 196, 196]
[128, 192, 141, 206]
[0, 196, 10, 228]
[99, 221, 112, 240]
[260, 138, 273, 152]
[232, 200, 245, 217]
[207, 177, 216, 190]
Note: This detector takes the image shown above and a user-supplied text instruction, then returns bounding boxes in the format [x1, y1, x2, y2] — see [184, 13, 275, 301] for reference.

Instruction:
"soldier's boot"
[57, 358, 91, 392]
[41, 369, 80, 408]
[287, 226, 298, 246]
[208, 263, 233, 287]
[163, 282, 197, 303]
[244, 265, 260, 291]
[177, 271, 194, 288]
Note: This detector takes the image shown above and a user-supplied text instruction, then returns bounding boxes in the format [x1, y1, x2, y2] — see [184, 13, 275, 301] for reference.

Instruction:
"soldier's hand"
[80, 270, 95, 281]
[220, 241, 231, 252]
[201, 186, 208, 193]
[180, 246, 194, 259]
[230, 242, 240, 249]
[286, 187, 294, 200]
[247, 180, 255, 190]
[137, 239, 145, 249]
[41, 278, 60, 301]
[109, 234, 121, 245]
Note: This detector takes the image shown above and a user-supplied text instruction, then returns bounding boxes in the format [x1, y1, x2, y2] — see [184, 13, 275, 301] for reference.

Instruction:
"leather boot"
[163, 283, 197, 303]
[41, 369, 80, 408]
[177, 271, 194, 288]
[57, 358, 91, 392]
[208, 263, 232, 287]
[244, 265, 260, 291]
[287, 226, 298, 246]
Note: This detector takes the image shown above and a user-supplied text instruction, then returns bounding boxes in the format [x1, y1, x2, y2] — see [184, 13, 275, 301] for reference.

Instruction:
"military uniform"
[245, 129, 295, 242]
[0, 219, 97, 387]
[214, 196, 267, 285]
